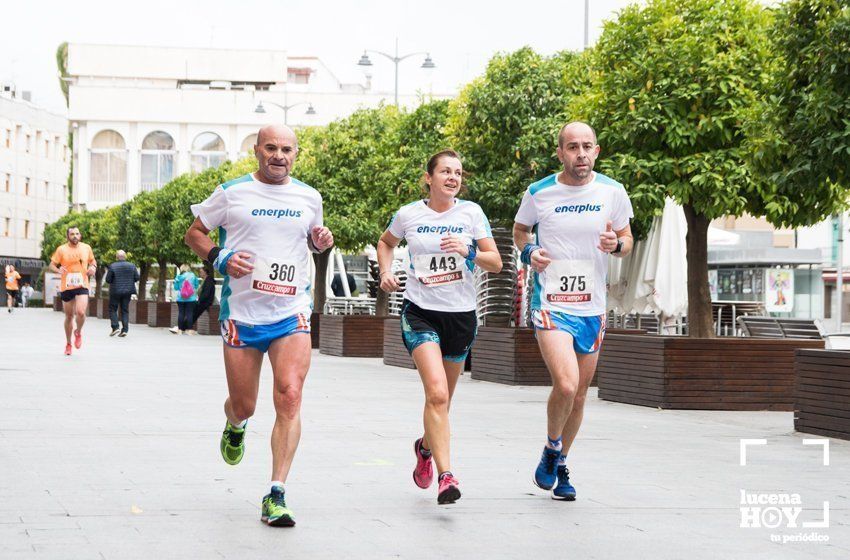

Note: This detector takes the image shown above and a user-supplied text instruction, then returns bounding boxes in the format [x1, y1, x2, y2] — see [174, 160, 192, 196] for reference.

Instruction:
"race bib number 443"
[251, 257, 299, 297]
[413, 253, 465, 287]
[545, 260, 594, 304]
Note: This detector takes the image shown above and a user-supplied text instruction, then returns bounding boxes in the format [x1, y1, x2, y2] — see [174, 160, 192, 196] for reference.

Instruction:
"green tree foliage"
[569, 0, 774, 337]
[447, 47, 591, 224]
[748, 0, 850, 225]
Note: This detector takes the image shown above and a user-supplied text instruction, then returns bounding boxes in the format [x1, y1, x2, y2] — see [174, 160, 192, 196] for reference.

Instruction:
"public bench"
[737, 316, 850, 349]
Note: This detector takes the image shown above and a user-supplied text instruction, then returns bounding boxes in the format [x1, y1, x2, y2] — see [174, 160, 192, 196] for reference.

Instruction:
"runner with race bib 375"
[513, 122, 634, 501]
[378, 150, 502, 505]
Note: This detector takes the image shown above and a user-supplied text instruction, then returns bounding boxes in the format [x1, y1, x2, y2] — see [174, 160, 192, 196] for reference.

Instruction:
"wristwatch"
[612, 239, 623, 254]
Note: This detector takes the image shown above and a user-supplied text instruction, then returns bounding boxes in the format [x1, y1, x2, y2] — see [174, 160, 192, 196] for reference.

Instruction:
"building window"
[44, 139, 50, 157]
[44, 181, 49, 198]
[3, 218, 9, 237]
[90, 130, 128, 202]
[24, 178, 30, 196]
[63, 185, 67, 200]
[3, 174, 8, 192]
[4, 129, 10, 148]
[25, 134, 31, 153]
[140, 131, 175, 191]
[239, 134, 258, 159]
[287, 68, 312, 84]
[191, 132, 226, 173]
[24, 220, 30, 239]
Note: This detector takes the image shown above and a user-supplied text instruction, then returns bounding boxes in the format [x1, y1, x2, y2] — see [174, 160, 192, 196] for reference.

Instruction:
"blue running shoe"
[533, 446, 560, 490]
[552, 465, 577, 501]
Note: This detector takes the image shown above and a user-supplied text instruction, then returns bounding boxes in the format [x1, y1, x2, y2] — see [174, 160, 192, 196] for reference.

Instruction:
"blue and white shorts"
[220, 313, 311, 353]
[531, 310, 605, 354]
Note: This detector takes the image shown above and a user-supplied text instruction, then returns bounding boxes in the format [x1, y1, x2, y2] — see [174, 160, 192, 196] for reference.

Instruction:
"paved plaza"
[1, 308, 848, 559]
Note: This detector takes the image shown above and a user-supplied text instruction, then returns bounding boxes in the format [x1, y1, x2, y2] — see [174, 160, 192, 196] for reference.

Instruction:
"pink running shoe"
[64, 343, 72, 356]
[413, 438, 434, 489]
[437, 473, 461, 504]
[74, 330, 82, 349]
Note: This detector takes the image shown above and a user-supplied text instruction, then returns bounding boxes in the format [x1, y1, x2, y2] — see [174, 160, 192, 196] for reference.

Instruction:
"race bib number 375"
[413, 253, 464, 287]
[545, 260, 594, 304]
[251, 257, 299, 297]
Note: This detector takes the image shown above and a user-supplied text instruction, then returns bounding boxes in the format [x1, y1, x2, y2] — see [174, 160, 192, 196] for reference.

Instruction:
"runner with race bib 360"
[513, 122, 634, 501]
[185, 124, 333, 527]
[378, 150, 502, 505]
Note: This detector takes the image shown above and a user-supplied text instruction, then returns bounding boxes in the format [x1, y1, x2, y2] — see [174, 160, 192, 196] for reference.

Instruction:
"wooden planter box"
[129, 299, 149, 324]
[53, 296, 62, 311]
[470, 326, 643, 386]
[597, 334, 825, 411]
[794, 349, 850, 440]
[319, 315, 384, 357]
[147, 301, 174, 328]
[196, 305, 220, 335]
[311, 312, 321, 349]
[471, 327, 549, 385]
[383, 318, 415, 369]
[87, 298, 97, 317]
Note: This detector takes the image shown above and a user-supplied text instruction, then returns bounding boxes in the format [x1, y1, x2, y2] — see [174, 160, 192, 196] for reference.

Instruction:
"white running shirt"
[191, 173, 323, 325]
[387, 199, 493, 312]
[515, 172, 633, 316]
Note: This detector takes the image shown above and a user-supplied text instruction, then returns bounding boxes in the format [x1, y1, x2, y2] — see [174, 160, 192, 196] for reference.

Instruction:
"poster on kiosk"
[765, 269, 794, 313]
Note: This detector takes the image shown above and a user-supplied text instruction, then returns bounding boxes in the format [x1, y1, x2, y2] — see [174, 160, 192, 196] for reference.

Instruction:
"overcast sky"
[2, 0, 640, 115]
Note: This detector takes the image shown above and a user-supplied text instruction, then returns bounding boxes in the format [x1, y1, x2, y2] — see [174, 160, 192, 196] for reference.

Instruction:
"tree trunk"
[683, 204, 714, 338]
[156, 259, 168, 302]
[312, 250, 331, 314]
[375, 287, 389, 317]
[94, 266, 106, 299]
[138, 261, 149, 301]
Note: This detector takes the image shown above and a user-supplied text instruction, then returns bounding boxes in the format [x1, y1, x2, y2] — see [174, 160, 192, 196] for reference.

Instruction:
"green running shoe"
[261, 488, 295, 527]
[220, 421, 246, 465]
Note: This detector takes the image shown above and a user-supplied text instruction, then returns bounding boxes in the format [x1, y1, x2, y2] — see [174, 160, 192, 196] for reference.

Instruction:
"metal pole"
[584, 0, 590, 49]
[837, 213, 844, 331]
[394, 38, 400, 107]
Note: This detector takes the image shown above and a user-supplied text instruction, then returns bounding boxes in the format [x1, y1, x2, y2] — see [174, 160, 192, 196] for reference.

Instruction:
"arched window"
[140, 131, 175, 191]
[239, 134, 258, 158]
[191, 132, 226, 173]
[90, 130, 127, 202]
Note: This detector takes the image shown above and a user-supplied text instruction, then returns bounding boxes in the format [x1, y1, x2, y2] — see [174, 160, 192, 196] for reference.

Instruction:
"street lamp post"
[255, 100, 316, 125]
[357, 38, 435, 106]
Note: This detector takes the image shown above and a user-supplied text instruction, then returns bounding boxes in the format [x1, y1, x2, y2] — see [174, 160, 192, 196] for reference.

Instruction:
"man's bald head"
[115, 250, 126, 261]
[558, 121, 597, 148]
[254, 124, 300, 185]
[257, 124, 298, 149]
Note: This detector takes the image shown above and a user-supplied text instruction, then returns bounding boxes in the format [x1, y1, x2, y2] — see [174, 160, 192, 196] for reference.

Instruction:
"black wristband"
[206, 246, 222, 263]
[612, 239, 623, 254]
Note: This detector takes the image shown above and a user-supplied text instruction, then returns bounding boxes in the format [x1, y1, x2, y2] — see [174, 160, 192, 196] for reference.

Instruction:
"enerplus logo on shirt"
[415, 224, 465, 235]
[251, 208, 303, 219]
[554, 204, 603, 214]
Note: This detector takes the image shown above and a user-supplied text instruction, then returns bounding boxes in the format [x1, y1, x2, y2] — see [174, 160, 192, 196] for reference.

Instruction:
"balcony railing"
[89, 181, 127, 202]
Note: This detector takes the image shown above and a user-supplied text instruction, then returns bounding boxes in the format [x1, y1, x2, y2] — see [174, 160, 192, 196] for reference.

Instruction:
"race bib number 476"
[545, 260, 594, 304]
[413, 253, 464, 287]
[251, 257, 299, 297]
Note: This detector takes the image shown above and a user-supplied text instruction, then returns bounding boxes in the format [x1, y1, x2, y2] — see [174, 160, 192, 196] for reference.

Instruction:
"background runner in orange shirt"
[48, 227, 97, 355]
[4, 264, 21, 313]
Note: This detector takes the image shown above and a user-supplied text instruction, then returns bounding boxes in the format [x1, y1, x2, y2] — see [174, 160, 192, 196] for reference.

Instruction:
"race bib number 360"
[251, 256, 299, 297]
[545, 260, 594, 304]
[413, 253, 464, 287]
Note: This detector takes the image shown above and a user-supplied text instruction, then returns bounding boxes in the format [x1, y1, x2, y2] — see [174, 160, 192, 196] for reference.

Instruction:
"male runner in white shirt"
[513, 122, 634, 501]
[185, 124, 333, 526]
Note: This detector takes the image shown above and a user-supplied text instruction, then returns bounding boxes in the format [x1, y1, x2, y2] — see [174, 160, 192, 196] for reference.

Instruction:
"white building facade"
[67, 44, 437, 210]
[0, 86, 70, 288]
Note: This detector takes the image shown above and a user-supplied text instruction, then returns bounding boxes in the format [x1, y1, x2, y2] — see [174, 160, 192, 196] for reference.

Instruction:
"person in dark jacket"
[191, 262, 216, 325]
[105, 250, 140, 337]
